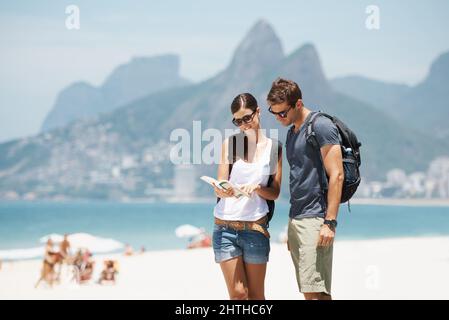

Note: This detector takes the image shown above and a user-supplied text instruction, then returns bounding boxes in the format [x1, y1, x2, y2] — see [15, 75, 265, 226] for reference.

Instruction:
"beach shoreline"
[349, 198, 449, 207]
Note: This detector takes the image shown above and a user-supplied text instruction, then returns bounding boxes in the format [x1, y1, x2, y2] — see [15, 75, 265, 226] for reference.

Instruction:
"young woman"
[212, 93, 282, 300]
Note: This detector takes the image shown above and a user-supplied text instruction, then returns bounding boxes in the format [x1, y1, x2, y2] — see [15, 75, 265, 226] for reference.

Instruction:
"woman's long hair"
[228, 93, 259, 163]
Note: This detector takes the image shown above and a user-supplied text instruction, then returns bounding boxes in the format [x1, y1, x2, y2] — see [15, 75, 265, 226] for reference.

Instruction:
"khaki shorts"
[288, 217, 333, 295]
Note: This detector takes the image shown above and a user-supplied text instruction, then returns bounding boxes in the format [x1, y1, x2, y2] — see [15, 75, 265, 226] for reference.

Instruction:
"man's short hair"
[267, 78, 302, 107]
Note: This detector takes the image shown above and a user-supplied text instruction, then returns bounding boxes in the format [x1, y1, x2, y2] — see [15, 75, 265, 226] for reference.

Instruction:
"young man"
[267, 78, 344, 300]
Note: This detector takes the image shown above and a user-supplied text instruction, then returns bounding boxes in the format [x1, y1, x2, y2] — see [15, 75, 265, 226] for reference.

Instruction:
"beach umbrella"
[65, 233, 124, 253]
[39, 233, 124, 254]
[39, 233, 64, 243]
[278, 226, 288, 243]
[175, 224, 202, 238]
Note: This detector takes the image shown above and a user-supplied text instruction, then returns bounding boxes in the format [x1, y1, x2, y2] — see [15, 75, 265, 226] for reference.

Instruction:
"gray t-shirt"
[285, 112, 340, 219]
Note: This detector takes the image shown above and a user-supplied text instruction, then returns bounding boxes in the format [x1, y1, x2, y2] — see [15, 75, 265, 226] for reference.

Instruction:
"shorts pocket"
[213, 224, 227, 232]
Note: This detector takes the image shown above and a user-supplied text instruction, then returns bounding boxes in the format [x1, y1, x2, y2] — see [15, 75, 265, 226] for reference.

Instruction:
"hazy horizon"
[1, 0, 449, 143]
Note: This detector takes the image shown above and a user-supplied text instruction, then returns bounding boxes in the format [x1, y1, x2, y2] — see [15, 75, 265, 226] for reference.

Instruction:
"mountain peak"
[128, 54, 180, 70]
[291, 43, 320, 62]
[273, 43, 331, 106]
[426, 51, 449, 84]
[101, 54, 189, 107]
[246, 19, 275, 37]
[228, 20, 284, 77]
[103, 54, 182, 88]
[41, 54, 189, 132]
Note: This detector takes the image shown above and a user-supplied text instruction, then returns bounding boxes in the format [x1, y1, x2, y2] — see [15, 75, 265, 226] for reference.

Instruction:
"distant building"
[2, 191, 20, 200]
[370, 181, 383, 198]
[111, 166, 121, 178]
[355, 179, 372, 198]
[427, 157, 449, 198]
[404, 172, 426, 197]
[386, 169, 407, 187]
[173, 164, 196, 200]
[121, 155, 137, 169]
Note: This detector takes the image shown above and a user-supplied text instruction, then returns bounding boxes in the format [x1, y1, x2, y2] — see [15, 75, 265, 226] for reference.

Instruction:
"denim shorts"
[212, 223, 270, 264]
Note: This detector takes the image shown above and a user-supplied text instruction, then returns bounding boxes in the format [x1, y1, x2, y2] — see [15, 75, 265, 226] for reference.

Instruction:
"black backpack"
[305, 111, 362, 208]
[217, 133, 282, 226]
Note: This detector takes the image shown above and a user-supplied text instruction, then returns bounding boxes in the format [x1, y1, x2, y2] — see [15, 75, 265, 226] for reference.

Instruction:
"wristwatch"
[323, 219, 338, 229]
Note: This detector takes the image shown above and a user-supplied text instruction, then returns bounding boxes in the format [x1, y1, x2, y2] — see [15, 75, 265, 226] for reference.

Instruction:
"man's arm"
[322, 144, 344, 220]
[317, 144, 344, 247]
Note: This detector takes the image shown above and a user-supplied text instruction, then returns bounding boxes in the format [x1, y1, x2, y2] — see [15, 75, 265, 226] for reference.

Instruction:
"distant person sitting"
[124, 244, 134, 256]
[98, 260, 119, 285]
[80, 260, 95, 283]
[71, 249, 95, 284]
[187, 228, 212, 249]
[79, 249, 95, 284]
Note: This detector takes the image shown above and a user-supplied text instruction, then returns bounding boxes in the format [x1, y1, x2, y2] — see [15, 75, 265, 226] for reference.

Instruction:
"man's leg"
[303, 292, 332, 300]
[288, 217, 334, 298]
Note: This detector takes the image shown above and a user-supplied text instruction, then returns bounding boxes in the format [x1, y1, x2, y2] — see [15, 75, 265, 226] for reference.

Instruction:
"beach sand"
[1, 236, 448, 300]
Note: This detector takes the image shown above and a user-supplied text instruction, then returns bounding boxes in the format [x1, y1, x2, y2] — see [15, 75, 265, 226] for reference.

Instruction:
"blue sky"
[1, 0, 448, 143]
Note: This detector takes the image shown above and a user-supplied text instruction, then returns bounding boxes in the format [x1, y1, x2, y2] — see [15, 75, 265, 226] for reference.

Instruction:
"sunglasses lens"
[233, 111, 255, 126]
[269, 107, 283, 117]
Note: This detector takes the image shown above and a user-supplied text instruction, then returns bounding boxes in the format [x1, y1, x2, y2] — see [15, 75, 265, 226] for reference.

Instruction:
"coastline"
[350, 198, 449, 207]
[1, 197, 449, 207]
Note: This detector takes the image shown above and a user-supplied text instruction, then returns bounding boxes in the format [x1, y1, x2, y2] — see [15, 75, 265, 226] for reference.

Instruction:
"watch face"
[325, 220, 337, 228]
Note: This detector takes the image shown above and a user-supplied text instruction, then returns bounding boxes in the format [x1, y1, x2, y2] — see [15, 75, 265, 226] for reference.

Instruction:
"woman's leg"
[219, 256, 248, 300]
[245, 262, 267, 300]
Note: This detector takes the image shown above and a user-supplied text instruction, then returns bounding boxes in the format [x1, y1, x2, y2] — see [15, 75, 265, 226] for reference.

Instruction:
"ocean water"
[0, 201, 448, 260]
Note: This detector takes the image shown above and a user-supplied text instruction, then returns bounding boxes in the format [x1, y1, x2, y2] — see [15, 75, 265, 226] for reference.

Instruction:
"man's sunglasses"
[268, 105, 293, 118]
[232, 110, 257, 127]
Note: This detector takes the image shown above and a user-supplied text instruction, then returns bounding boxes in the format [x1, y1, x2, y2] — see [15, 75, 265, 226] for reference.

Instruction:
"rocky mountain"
[331, 75, 411, 113]
[1, 20, 448, 201]
[41, 55, 190, 132]
[399, 51, 449, 138]
[331, 51, 449, 139]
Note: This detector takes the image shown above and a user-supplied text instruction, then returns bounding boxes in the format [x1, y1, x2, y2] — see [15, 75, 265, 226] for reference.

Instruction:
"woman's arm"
[214, 139, 234, 198]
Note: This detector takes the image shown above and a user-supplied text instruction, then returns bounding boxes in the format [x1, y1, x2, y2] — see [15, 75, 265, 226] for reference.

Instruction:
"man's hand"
[214, 185, 234, 198]
[239, 184, 261, 196]
[317, 224, 335, 247]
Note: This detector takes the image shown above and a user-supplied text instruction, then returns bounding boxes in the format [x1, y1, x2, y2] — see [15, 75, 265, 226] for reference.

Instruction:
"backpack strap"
[268, 139, 282, 176]
[305, 111, 329, 194]
[265, 138, 281, 227]
[265, 139, 282, 197]
[305, 111, 322, 149]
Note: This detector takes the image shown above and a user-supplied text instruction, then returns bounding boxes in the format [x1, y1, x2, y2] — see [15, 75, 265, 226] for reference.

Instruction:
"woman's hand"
[214, 185, 234, 198]
[239, 184, 261, 196]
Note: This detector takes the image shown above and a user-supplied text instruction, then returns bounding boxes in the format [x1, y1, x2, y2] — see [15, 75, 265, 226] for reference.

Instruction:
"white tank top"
[214, 138, 273, 221]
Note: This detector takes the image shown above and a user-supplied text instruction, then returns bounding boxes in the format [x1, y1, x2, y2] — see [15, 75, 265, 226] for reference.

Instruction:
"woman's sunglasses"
[232, 110, 257, 127]
[268, 105, 293, 118]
